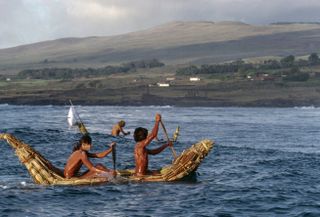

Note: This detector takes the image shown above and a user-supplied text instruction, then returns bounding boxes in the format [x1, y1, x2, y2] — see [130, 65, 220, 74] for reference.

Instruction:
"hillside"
[1, 21, 320, 74]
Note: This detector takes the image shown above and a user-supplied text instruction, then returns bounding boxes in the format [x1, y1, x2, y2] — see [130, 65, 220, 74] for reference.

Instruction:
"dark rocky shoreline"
[0, 96, 318, 107]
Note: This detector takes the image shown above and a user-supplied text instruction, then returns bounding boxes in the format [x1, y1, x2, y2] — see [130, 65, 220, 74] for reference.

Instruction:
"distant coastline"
[0, 97, 318, 107]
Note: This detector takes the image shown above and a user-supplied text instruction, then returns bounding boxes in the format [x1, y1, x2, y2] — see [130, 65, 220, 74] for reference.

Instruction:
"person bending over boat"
[134, 114, 173, 176]
[111, 120, 130, 136]
[64, 134, 116, 179]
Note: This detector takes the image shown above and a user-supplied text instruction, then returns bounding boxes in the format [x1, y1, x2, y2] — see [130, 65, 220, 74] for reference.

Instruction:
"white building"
[190, 77, 200, 81]
[157, 83, 170, 87]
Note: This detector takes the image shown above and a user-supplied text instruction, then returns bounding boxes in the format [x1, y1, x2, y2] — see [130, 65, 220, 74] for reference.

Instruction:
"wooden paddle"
[160, 120, 177, 159]
[111, 143, 117, 177]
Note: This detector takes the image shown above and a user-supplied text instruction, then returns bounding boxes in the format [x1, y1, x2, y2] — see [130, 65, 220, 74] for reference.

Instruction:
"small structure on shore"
[157, 83, 170, 87]
[190, 77, 200, 81]
[247, 73, 275, 81]
[166, 77, 175, 81]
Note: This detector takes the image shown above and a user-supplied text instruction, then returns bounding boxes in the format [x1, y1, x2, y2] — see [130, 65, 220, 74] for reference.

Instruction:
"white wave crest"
[294, 105, 317, 109]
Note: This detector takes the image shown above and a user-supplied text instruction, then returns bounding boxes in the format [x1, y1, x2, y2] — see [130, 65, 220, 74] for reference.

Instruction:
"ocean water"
[0, 105, 320, 216]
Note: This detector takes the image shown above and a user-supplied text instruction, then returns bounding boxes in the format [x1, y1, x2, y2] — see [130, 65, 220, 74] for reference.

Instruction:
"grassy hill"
[1, 21, 320, 75]
[1, 21, 320, 107]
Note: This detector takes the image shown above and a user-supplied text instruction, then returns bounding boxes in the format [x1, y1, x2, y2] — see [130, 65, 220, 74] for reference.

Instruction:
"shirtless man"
[111, 120, 130, 136]
[134, 114, 173, 176]
[64, 134, 116, 179]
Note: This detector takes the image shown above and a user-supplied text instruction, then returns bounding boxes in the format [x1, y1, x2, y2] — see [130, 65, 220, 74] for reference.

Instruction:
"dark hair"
[134, 127, 148, 142]
[73, 134, 92, 152]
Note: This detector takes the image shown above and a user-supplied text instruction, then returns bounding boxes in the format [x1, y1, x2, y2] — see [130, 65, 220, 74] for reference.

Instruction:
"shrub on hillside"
[283, 72, 310, 82]
[308, 53, 320, 65]
[16, 59, 165, 79]
[122, 59, 165, 69]
[176, 65, 199, 75]
[280, 55, 295, 67]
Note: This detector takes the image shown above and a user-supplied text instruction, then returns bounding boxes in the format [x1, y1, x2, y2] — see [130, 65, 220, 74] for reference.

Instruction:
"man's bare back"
[64, 135, 115, 179]
[64, 150, 99, 178]
[134, 114, 172, 176]
[111, 120, 130, 136]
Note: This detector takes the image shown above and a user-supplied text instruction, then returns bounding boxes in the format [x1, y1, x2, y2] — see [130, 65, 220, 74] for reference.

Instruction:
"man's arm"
[120, 127, 130, 136]
[80, 151, 100, 172]
[147, 142, 171, 155]
[87, 143, 116, 158]
[141, 120, 160, 148]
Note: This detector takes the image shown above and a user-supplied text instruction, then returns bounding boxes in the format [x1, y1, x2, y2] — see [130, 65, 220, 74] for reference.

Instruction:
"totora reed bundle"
[0, 133, 213, 185]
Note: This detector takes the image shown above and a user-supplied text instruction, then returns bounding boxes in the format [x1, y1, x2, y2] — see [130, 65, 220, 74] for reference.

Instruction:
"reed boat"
[0, 133, 214, 185]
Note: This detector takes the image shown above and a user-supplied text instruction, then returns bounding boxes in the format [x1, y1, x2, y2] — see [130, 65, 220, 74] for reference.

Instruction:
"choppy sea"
[0, 105, 320, 216]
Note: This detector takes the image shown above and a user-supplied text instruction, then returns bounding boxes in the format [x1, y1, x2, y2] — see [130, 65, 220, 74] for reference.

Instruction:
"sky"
[1, 0, 320, 49]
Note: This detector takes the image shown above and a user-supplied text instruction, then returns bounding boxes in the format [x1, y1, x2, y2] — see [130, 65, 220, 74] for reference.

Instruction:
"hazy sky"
[1, 0, 320, 48]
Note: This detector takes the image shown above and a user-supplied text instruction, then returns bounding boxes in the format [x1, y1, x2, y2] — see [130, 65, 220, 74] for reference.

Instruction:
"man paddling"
[111, 120, 130, 136]
[134, 114, 173, 176]
[64, 134, 116, 179]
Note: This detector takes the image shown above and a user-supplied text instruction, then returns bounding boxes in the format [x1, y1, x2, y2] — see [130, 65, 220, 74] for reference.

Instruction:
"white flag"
[67, 106, 77, 127]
